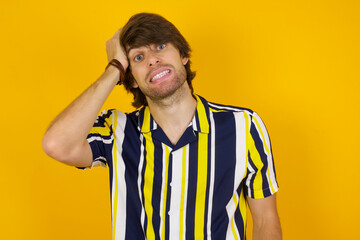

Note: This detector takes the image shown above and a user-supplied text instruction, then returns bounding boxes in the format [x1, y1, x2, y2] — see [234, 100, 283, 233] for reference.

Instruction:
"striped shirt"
[87, 95, 279, 240]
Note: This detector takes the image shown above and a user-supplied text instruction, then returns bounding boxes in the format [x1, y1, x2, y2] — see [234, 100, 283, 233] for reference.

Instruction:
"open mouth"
[150, 69, 171, 82]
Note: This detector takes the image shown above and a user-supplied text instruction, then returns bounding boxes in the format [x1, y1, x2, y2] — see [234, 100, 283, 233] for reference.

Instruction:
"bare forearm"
[42, 67, 119, 165]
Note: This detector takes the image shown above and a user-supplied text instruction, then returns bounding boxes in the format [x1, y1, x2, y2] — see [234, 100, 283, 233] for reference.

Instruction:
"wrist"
[104, 65, 121, 85]
[105, 59, 126, 85]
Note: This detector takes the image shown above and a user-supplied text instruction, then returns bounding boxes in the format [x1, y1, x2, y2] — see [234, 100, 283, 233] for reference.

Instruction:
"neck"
[146, 84, 197, 145]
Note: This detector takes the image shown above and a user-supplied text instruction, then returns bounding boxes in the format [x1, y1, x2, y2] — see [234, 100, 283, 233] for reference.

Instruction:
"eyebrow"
[127, 47, 135, 58]
[127, 46, 145, 58]
[127, 46, 136, 55]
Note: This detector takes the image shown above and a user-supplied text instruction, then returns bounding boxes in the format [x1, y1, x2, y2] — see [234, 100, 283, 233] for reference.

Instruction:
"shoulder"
[207, 101, 254, 114]
[95, 108, 142, 128]
[202, 96, 256, 118]
[97, 108, 141, 119]
[197, 96, 262, 127]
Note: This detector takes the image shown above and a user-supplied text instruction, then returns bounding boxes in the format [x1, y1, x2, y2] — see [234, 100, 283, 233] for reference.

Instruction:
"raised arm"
[247, 194, 282, 240]
[42, 28, 128, 167]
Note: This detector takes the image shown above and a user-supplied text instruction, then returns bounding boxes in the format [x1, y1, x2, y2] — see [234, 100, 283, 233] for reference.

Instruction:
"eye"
[134, 54, 143, 62]
[157, 44, 166, 50]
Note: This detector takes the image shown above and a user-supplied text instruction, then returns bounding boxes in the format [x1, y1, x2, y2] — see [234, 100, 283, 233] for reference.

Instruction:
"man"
[43, 13, 281, 240]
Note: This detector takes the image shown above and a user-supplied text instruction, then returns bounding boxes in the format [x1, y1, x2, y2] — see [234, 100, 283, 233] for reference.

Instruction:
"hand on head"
[106, 28, 129, 70]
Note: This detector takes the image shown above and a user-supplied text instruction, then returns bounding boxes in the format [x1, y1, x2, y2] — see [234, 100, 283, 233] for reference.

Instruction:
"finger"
[113, 28, 123, 39]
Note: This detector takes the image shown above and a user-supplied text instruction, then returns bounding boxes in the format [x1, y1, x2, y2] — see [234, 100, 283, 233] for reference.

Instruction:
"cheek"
[130, 66, 143, 80]
[130, 66, 148, 88]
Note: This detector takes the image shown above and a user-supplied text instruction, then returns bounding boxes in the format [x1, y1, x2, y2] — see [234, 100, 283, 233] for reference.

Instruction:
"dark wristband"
[105, 59, 126, 85]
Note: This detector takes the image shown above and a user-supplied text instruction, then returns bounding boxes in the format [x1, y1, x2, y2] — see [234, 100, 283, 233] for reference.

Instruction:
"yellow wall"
[1, 0, 359, 239]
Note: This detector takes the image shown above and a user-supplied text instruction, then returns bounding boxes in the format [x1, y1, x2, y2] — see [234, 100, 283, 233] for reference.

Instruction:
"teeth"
[151, 70, 170, 82]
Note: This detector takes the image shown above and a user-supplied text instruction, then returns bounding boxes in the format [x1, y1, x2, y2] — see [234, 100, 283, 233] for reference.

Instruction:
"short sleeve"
[244, 112, 279, 199]
[85, 109, 115, 169]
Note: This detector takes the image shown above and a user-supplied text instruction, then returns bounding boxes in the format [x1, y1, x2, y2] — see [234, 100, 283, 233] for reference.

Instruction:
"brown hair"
[120, 13, 196, 108]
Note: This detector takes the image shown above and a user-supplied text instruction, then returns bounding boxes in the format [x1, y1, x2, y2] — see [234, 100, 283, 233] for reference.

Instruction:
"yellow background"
[1, 0, 359, 239]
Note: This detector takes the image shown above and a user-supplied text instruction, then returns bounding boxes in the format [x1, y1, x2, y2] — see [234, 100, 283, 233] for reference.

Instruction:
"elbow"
[42, 132, 70, 164]
[42, 132, 92, 167]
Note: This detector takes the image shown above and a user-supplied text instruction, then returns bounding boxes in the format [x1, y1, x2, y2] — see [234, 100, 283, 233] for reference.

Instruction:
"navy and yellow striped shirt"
[87, 95, 278, 240]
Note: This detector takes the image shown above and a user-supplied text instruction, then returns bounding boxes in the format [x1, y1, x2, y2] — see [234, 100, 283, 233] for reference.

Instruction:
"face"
[127, 43, 189, 102]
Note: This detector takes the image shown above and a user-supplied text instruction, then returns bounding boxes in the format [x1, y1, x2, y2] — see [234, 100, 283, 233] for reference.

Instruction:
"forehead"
[125, 33, 169, 53]
[127, 44, 150, 55]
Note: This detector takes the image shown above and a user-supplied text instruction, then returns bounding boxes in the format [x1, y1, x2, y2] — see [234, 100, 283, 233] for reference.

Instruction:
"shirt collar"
[137, 94, 210, 134]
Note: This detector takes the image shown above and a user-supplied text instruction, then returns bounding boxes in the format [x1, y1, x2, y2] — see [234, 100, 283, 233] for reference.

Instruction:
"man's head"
[120, 13, 196, 108]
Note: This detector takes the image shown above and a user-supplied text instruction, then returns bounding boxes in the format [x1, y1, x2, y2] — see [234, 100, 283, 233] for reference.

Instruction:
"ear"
[182, 57, 189, 65]
[132, 80, 139, 88]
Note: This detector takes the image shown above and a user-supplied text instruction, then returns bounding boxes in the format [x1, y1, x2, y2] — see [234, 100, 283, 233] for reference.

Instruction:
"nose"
[148, 51, 160, 67]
